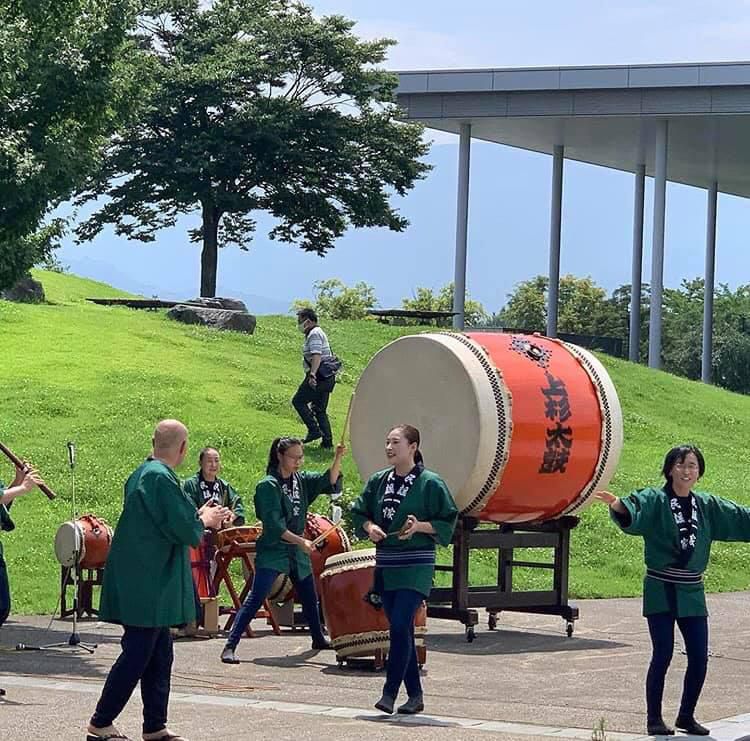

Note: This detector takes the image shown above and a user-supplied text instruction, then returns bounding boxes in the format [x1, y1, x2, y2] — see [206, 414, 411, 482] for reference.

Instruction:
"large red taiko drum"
[350, 332, 623, 523]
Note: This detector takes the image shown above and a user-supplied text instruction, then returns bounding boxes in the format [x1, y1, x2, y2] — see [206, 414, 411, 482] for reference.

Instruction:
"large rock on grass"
[1, 274, 45, 303]
[186, 296, 248, 312]
[167, 304, 256, 334]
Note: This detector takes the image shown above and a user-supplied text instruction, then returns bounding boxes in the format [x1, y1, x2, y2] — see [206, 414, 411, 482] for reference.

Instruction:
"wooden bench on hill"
[367, 308, 457, 326]
[86, 297, 181, 310]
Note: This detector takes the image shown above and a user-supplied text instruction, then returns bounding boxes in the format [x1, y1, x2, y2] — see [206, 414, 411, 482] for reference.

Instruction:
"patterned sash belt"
[646, 567, 703, 584]
[375, 548, 436, 568]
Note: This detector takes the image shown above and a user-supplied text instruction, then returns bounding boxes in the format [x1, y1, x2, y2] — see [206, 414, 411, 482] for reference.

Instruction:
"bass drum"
[350, 332, 623, 523]
[54, 514, 113, 569]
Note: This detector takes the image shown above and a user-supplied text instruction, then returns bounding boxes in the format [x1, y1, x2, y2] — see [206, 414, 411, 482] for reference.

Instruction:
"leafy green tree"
[292, 278, 377, 320]
[401, 283, 487, 326]
[0, 0, 135, 290]
[76, 0, 430, 297]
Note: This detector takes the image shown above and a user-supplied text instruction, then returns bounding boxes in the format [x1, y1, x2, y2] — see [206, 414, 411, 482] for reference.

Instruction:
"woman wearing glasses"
[596, 445, 750, 737]
[220, 436, 345, 663]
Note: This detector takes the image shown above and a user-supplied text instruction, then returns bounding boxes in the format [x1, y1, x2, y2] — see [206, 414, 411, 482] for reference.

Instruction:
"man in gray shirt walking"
[292, 308, 337, 448]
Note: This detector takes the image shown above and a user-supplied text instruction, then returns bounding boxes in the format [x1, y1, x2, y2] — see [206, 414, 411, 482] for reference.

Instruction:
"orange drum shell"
[77, 514, 113, 569]
[189, 540, 213, 599]
[305, 513, 351, 593]
[320, 556, 426, 659]
[466, 333, 604, 523]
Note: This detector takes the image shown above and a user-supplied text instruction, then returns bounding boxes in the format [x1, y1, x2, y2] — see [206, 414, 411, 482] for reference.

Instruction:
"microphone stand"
[34, 443, 97, 653]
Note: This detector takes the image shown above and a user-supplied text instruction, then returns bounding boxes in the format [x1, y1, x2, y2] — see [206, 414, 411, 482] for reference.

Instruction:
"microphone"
[67, 441, 76, 469]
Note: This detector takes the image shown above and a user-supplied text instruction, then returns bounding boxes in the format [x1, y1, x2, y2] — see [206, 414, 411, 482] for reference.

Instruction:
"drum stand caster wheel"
[488, 613, 498, 631]
[566, 622, 574, 638]
[465, 626, 476, 643]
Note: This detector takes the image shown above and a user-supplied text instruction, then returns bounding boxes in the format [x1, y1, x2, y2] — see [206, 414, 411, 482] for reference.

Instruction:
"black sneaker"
[397, 695, 424, 714]
[311, 638, 332, 650]
[646, 719, 675, 736]
[220, 646, 239, 664]
[374, 694, 395, 714]
[675, 716, 709, 736]
[302, 432, 322, 444]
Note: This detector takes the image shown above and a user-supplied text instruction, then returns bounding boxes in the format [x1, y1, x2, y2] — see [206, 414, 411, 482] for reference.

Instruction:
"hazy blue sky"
[58, 1, 750, 313]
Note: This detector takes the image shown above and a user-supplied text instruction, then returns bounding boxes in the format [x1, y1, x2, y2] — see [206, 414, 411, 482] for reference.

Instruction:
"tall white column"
[701, 181, 718, 383]
[547, 144, 564, 338]
[453, 123, 472, 331]
[629, 164, 646, 363]
[648, 121, 668, 369]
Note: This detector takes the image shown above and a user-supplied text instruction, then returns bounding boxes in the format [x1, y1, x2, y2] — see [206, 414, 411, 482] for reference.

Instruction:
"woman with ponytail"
[220, 436, 345, 664]
[351, 424, 457, 716]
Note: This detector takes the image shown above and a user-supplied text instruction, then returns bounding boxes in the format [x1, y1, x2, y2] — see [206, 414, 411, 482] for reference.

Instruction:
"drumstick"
[340, 392, 355, 447]
[310, 524, 339, 547]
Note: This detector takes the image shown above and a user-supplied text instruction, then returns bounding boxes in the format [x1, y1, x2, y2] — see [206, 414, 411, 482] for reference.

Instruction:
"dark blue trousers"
[226, 568, 326, 649]
[646, 613, 709, 721]
[382, 589, 424, 700]
[90, 626, 173, 734]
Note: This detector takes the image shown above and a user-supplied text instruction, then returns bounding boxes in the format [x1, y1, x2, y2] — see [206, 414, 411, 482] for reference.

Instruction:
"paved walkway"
[2, 593, 750, 740]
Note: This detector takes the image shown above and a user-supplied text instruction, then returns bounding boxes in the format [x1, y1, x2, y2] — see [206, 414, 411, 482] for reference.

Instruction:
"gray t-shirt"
[302, 326, 333, 372]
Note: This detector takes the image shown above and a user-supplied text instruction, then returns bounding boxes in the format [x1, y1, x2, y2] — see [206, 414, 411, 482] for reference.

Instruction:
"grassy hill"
[2, 270, 750, 615]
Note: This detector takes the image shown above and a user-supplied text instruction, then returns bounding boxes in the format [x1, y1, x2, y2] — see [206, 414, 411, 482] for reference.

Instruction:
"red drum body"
[319, 549, 426, 660]
[305, 513, 351, 594]
[216, 525, 261, 550]
[54, 514, 113, 569]
[189, 532, 215, 599]
[350, 332, 623, 523]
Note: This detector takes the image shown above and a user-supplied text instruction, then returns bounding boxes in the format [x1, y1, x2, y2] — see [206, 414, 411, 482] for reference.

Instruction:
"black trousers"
[291, 376, 335, 444]
[91, 625, 173, 734]
[646, 613, 709, 722]
[0, 552, 10, 626]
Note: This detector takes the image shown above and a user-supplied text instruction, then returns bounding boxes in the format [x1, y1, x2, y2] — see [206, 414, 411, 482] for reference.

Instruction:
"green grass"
[2, 270, 750, 614]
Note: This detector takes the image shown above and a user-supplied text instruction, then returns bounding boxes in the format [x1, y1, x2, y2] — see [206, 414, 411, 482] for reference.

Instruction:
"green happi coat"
[0, 481, 12, 559]
[182, 473, 246, 525]
[99, 459, 203, 627]
[613, 486, 750, 617]
[254, 470, 337, 579]
[351, 468, 458, 597]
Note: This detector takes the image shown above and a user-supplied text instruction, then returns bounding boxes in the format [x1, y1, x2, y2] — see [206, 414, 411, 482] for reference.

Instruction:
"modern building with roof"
[395, 61, 750, 381]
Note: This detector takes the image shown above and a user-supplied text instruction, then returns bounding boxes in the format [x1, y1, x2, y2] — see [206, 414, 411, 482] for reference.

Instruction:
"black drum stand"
[427, 515, 580, 642]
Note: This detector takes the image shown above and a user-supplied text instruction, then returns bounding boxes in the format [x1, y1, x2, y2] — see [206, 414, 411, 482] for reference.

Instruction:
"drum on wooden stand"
[350, 332, 623, 523]
[54, 514, 113, 569]
[319, 549, 427, 665]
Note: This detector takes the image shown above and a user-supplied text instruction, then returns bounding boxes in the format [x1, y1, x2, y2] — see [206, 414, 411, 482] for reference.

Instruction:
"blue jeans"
[226, 568, 326, 649]
[0, 552, 10, 626]
[90, 626, 173, 734]
[646, 613, 709, 721]
[382, 589, 424, 699]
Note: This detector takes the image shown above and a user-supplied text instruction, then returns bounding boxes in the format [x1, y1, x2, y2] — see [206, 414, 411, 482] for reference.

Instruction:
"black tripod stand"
[17, 442, 97, 653]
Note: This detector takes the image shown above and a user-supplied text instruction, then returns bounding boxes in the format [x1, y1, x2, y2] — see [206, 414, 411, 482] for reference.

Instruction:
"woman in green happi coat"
[220, 436, 346, 664]
[596, 444, 750, 737]
[351, 424, 458, 716]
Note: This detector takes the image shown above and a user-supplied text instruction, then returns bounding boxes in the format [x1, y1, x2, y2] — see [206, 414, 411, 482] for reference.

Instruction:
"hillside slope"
[1, 271, 749, 614]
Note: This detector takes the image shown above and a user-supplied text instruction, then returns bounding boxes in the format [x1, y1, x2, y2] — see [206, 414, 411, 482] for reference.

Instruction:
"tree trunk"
[200, 203, 219, 298]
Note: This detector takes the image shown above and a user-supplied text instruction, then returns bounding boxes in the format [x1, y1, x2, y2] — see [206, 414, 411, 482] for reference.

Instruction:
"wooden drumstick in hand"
[340, 392, 355, 447]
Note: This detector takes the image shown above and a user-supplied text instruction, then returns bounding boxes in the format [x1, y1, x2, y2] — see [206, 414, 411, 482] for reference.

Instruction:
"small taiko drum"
[216, 525, 262, 550]
[319, 549, 427, 661]
[305, 513, 351, 593]
[54, 514, 113, 569]
[350, 332, 623, 523]
[189, 531, 216, 599]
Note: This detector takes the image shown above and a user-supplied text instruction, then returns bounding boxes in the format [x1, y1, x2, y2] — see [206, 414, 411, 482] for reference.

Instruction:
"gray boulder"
[167, 304, 256, 334]
[1, 274, 45, 303]
[186, 296, 248, 312]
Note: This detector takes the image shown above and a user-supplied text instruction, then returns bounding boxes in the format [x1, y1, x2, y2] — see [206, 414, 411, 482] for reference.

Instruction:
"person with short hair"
[87, 419, 230, 741]
[351, 424, 458, 716]
[596, 444, 750, 737]
[292, 308, 338, 449]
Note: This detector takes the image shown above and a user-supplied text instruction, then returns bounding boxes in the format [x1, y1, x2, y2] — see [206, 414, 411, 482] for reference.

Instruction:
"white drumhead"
[54, 521, 85, 567]
[350, 333, 511, 514]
